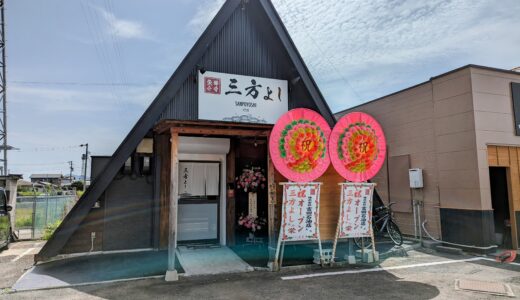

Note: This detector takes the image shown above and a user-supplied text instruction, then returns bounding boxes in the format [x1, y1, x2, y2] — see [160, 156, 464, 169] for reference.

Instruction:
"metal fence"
[14, 195, 77, 240]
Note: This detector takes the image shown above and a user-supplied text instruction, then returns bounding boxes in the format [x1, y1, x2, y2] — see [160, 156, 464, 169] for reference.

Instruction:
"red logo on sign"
[204, 77, 221, 94]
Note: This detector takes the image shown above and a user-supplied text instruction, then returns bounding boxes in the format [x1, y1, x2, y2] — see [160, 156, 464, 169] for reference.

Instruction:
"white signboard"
[198, 71, 288, 124]
[338, 182, 375, 238]
[280, 183, 321, 241]
[248, 192, 258, 218]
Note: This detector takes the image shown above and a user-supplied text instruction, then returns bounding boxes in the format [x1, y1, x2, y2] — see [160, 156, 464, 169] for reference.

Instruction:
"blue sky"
[7, 0, 520, 178]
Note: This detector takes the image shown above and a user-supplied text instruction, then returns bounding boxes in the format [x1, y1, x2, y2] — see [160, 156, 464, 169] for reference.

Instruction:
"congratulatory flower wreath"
[269, 108, 331, 182]
[278, 119, 327, 174]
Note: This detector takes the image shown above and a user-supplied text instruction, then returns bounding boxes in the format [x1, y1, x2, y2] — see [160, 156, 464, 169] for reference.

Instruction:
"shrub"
[42, 220, 61, 240]
[17, 191, 43, 196]
[71, 181, 84, 191]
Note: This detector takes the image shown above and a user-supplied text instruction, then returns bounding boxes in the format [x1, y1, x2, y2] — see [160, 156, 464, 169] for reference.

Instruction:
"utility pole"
[0, 0, 8, 175]
[68, 161, 74, 183]
[80, 143, 89, 191]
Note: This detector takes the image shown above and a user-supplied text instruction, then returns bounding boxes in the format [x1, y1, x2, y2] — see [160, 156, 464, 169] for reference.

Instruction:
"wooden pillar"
[165, 130, 179, 281]
[226, 139, 236, 246]
[158, 134, 171, 249]
[267, 139, 277, 268]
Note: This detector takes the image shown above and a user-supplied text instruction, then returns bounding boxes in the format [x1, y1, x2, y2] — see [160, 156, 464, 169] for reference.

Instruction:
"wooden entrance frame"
[487, 145, 520, 249]
[155, 120, 277, 275]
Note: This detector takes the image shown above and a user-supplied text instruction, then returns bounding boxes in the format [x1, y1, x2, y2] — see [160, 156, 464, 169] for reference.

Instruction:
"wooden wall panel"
[488, 145, 498, 166]
[272, 165, 345, 241]
[316, 166, 342, 240]
[515, 148, 520, 210]
[508, 147, 519, 248]
[497, 146, 510, 166]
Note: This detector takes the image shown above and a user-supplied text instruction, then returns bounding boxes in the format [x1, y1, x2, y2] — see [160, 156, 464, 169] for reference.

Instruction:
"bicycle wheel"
[353, 237, 372, 249]
[387, 220, 403, 246]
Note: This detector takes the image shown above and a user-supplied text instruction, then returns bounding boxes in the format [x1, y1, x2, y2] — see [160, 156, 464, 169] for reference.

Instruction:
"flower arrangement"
[278, 120, 327, 174]
[235, 167, 266, 193]
[338, 123, 379, 173]
[238, 214, 267, 233]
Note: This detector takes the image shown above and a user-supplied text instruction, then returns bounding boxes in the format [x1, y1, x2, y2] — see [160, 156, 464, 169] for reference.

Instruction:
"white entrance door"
[177, 162, 220, 243]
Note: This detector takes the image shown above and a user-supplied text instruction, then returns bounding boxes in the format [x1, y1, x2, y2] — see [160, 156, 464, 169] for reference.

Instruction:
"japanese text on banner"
[281, 183, 320, 241]
[338, 183, 375, 238]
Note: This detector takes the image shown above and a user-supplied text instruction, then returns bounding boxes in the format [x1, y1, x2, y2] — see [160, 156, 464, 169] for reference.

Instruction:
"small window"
[139, 156, 152, 176]
[122, 157, 132, 175]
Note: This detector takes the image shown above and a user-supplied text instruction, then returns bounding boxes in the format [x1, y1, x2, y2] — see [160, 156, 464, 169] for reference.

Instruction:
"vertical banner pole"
[273, 184, 286, 271]
[348, 238, 353, 259]
[331, 183, 343, 265]
[370, 184, 377, 261]
[280, 241, 286, 268]
[361, 236, 365, 260]
[316, 184, 323, 266]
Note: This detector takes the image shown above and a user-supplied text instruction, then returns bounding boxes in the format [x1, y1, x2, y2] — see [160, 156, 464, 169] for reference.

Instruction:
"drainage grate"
[455, 279, 515, 297]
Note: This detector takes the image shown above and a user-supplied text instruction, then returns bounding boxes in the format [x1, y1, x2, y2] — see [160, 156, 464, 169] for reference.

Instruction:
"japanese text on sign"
[199, 71, 288, 124]
[280, 183, 321, 241]
[338, 183, 375, 238]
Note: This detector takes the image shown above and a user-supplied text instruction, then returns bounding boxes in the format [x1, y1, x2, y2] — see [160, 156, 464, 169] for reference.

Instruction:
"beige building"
[336, 65, 520, 250]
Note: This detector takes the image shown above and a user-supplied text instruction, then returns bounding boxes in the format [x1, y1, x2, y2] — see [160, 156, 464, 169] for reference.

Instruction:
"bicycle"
[354, 202, 403, 248]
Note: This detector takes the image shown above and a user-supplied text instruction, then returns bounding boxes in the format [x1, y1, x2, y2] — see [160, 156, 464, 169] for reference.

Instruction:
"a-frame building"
[37, 0, 342, 275]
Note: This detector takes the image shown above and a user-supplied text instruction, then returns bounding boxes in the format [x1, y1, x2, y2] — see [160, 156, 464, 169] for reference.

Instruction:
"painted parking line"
[11, 247, 35, 262]
[281, 257, 488, 280]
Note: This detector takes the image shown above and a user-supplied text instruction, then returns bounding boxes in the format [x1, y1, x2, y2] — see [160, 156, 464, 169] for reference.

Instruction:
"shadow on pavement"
[68, 266, 440, 300]
[13, 250, 183, 290]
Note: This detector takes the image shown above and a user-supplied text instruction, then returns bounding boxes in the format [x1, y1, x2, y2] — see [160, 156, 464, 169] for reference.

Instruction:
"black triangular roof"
[37, 0, 335, 261]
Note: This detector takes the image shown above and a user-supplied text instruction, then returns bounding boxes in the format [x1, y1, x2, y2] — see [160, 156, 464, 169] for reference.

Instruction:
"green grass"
[42, 220, 61, 240]
[15, 216, 32, 228]
[17, 191, 44, 196]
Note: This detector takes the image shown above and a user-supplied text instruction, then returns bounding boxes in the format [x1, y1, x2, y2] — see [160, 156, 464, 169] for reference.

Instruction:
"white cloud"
[96, 6, 148, 40]
[192, 0, 520, 111]
[189, 0, 225, 34]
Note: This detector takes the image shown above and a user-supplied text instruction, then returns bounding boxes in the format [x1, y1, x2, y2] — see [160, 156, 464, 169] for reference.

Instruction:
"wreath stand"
[273, 182, 324, 270]
[331, 182, 377, 265]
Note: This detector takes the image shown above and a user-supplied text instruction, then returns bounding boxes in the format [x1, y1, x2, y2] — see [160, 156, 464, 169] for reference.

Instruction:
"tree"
[71, 181, 84, 191]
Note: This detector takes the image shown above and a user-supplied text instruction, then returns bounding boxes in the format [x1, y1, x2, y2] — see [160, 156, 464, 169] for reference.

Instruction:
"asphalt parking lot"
[2, 247, 520, 299]
[0, 241, 43, 291]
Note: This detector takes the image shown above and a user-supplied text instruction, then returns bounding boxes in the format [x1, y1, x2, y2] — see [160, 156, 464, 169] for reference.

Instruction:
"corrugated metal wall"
[159, 1, 316, 121]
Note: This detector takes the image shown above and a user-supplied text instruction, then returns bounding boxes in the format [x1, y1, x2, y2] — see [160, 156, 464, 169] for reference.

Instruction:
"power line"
[105, 0, 130, 89]
[13, 145, 83, 152]
[10, 80, 154, 87]
[10, 161, 71, 166]
[79, 0, 127, 113]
